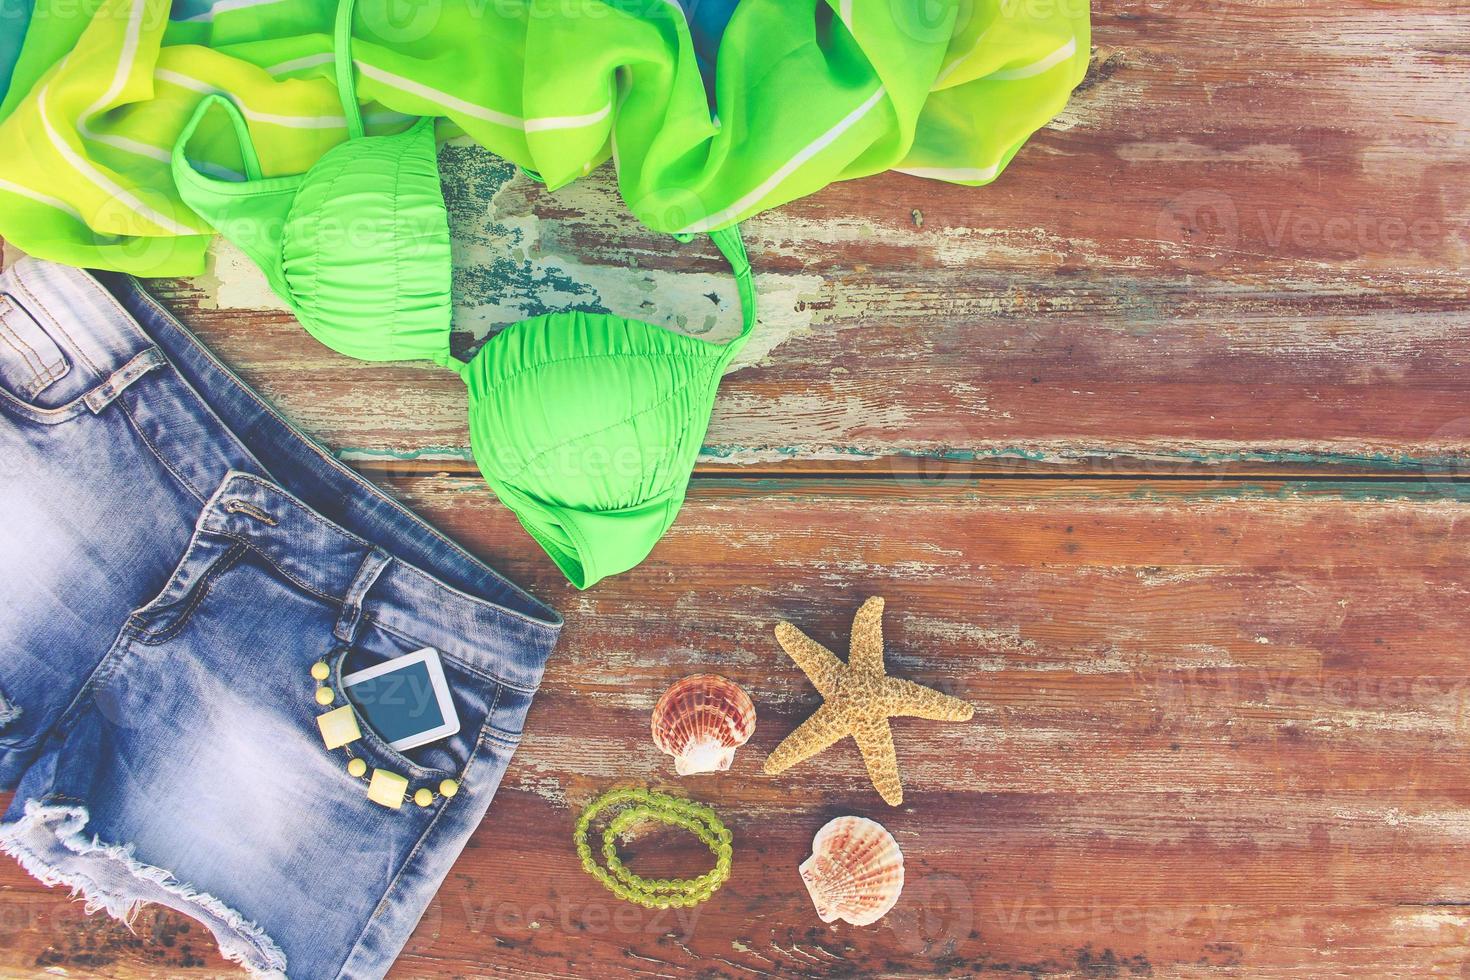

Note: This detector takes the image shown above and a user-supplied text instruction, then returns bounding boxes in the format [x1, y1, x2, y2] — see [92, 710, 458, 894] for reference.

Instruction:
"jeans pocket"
[127, 531, 247, 643]
[0, 294, 89, 426]
[312, 621, 509, 785]
[0, 291, 71, 406]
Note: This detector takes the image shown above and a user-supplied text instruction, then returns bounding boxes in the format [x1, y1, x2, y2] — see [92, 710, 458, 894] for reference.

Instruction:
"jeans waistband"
[2, 257, 562, 691]
[200, 471, 555, 689]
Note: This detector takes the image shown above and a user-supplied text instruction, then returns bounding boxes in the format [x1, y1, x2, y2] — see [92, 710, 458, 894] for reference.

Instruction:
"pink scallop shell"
[799, 815, 904, 926]
[650, 674, 757, 776]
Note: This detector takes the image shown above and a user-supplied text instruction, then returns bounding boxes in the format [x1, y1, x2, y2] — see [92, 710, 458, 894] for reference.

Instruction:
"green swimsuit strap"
[175, 0, 364, 183]
[333, 0, 364, 140]
[174, 92, 264, 182]
[170, 89, 290, 294]
[707, 223, 757, 357]
[171, 0, 370, 299]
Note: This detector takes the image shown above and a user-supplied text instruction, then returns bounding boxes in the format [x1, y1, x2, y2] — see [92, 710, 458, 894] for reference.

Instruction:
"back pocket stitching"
[0, 319, 62, 394]
[11, 277, 99, 375]
[207, 530, 341, 607]
[0, 296, 60, 380]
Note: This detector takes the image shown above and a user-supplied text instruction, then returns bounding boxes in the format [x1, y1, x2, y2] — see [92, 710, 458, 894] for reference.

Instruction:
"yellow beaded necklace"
[575, 788, 732, 909]
[310, 658, 461, 810]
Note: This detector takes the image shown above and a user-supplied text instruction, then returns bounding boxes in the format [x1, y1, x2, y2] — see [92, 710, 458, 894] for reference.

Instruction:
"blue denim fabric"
[0, 258, 562, 979]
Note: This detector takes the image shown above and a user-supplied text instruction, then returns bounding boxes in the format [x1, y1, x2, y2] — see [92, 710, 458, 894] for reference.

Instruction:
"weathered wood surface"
[3, 0, 1470, 975]
[134, 0, 1470, 478]
[6, 481, 1470, 977]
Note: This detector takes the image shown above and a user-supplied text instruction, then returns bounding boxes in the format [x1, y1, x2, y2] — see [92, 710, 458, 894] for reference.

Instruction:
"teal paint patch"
[440, 144, 608, 348]
[700, 443, 1466, 473]
[880, 445, 1460, 473]
[1134, 448, 1462, 474]
[705, 477, 1470, 505]
[0, 0, 33, 105]
[338, 445, 473, 463]
[341, 438, 1470, 478]
[699, 445, 1051, 462]
[1125, 481, 1470, 503]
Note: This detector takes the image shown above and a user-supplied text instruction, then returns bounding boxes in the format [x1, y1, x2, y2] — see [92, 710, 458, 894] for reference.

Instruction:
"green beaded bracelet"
[574, 788, 733, 909]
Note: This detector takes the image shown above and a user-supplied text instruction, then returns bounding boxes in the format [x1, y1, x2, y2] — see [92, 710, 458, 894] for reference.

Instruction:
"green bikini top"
[171, 0, 755, 590]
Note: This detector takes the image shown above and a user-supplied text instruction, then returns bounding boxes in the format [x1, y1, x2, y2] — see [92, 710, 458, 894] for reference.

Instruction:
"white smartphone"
[342, 647, 461, 752]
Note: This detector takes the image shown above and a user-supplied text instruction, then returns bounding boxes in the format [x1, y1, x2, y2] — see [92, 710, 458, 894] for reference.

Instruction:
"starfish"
[762, 596, 974, 806]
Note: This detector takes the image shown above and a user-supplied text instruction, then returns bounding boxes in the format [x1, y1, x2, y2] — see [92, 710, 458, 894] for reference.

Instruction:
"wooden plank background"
[2, 0, 1470, 976]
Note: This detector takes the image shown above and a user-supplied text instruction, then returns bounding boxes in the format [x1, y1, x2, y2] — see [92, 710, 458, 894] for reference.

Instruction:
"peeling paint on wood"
[0, 0, 1468, 975]
[194, 141, 822, 374]
[148, 31, 1470, 474]
[5, 477, 1470, 976]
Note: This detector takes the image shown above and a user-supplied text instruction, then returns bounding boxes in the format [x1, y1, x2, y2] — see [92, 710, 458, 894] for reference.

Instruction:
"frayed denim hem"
[0, 799, 288, 979]
[0, 689, 21, 730]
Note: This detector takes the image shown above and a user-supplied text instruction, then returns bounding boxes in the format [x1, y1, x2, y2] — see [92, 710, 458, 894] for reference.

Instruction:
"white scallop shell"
[799, 815, 904, 926]
[650, 674, 757, 776]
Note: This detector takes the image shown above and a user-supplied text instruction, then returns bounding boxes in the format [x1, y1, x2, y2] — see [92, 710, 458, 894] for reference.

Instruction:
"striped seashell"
[650, 674, 757, 776]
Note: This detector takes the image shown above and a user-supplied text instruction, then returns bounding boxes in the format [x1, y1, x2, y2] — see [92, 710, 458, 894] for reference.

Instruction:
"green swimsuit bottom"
[171, 0, 755, 590]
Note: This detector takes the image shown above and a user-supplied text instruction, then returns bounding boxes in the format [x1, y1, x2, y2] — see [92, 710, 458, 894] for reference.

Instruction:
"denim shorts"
[0, 258, 562, 978]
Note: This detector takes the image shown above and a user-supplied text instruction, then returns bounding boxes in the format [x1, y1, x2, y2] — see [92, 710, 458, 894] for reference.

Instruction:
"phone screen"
[345, 659, 447, 744]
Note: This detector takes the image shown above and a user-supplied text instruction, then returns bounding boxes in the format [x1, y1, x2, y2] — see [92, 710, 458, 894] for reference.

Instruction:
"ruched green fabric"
[5, 0, 1085, 587]
[278, 116, 451, 362]
[170, 0, 452, 363]
[169, 0, 761, 588]
[459, 225, 756, 589]
[0, 0, 1089, 275]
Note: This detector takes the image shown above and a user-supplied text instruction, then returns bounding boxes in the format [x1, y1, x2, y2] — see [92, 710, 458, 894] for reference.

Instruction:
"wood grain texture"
[5, 480, 1470, 977]
[1, 0, 1468, 975]
[139, 0, 1470, 476]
